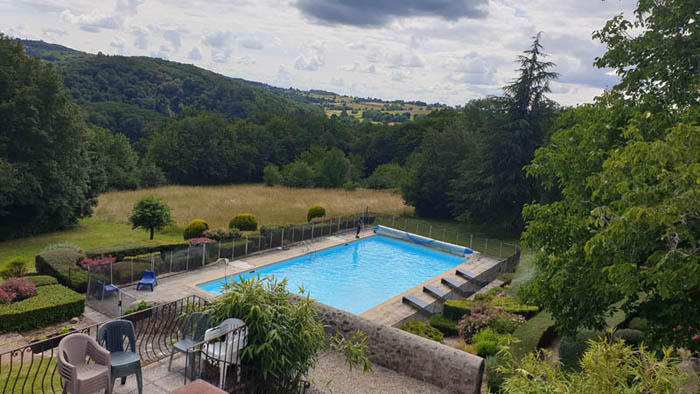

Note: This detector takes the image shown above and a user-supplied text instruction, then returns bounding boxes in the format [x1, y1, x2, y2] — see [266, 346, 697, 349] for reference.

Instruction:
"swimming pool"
[197, 235, 467, 314]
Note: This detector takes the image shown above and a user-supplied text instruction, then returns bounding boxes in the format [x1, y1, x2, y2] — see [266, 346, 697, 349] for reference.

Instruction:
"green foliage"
[509, 311, 555, 358]
[146, 110, 254, 184]
[593, 0, 700, 108]
[183, 219, 209, 240]
[263, 164, 281, 186]
[490, 296, 539, 319]
[473, 328, 509, 357]
[34, 248, 88, 293]
[365, 163, 405, 189]
[138, 163, 167, 188]
[613, 329, 643, 346]
[0, 35, 100, 240]
[559, 330, 604, 370]
[499, 338, 687, 394]
[88, 126, 139, 190]
[484, 354, 507, 393]
[128, 195, 173, 240]
[206, 276, 370, 392]
[0, 284, 84, 332]
[22, 275, 59, 287]
[124, 300, 149, 315]
[443, 298, 478, 321]
[316, 148, 350, 188]
[229, 213, 257, 231]
[0, 259, 28, 279]
[429, 313, 458, 336]
[40, 243, 82, 253]
[307, 206, 326, 222]
[343, 180, 360, 191]
[400, 319, 444, 342]
[281, 160, 315, 188]
[202, 228, 240, 241]
[627, 317, 648, 332]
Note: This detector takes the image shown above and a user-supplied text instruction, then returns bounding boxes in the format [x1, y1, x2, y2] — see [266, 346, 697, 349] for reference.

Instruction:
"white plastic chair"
[201, 318, 247, 388]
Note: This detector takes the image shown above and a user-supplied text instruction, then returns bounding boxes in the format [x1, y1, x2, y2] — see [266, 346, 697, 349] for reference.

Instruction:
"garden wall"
[304, 296, 484, 394]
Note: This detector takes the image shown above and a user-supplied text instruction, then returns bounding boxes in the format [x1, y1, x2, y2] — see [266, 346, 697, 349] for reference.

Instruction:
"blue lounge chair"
[95, 279, 119, 300]
[136, 270, 158, 291]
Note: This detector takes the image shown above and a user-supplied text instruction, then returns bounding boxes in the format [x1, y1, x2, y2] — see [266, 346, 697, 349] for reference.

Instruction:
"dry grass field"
[94, 184, 411, 229]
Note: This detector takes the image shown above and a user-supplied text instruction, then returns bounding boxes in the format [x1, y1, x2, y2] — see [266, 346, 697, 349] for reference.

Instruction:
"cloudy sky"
[1, 0, 637, 106]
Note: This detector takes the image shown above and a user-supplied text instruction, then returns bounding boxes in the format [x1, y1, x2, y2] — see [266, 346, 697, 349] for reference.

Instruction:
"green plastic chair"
[98, 320, 143, 394]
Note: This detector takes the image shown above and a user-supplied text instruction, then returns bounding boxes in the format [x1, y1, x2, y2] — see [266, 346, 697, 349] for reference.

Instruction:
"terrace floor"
[112, 350, 449, 394]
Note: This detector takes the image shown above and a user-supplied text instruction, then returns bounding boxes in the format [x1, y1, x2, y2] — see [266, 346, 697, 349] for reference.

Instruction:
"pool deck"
[117, 228, 501, 327]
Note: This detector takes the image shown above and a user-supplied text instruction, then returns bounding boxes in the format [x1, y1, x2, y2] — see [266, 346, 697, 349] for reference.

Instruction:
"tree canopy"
[0, 35, 100, 239]
[128, 195, 172, 240]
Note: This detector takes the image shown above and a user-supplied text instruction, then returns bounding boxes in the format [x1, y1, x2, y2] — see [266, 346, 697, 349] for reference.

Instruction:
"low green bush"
[400, 319, 444, 342]
[22, 275, 59, 287]
[183, 219, 209, 240]
[429, 313, 458, 336]
[627, 317, 648, 331]
[509, 311, 555, 358]
[443, 299, 479, 321]
[473, 287, 503, 302]
[0, 285, 84, 332]
[559, 330, 604, 370]
[484, 354, 507, 393]
[124, 300, 149, 315]
[87, 243, 186, 260]
[35, 248, 88, 293]
[343, 180, 360, 190]
[613, 328, 643, 346]
[473, 328, 509, 357]
[307, 205, 326, 222]
[230, 213, 258, 231]
[0, 259, 28, 279]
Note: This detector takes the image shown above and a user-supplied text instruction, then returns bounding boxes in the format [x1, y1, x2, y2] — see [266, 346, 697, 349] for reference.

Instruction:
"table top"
[170, 379, 227, 394]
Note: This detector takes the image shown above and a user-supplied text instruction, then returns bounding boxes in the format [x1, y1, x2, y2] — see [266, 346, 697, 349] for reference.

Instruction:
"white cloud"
[294, 41, 325, 71]
[60, 10, 123, 32]
[239, 38, 263, 50]
[187, 47, 202, 60]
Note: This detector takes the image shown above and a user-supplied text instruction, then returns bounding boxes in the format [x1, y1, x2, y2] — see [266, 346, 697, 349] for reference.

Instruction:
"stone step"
[422, 284, 447, 299]
[402, 294, 431, 311]
[455, 268, 477, 280]
[441, 276, 465, 289]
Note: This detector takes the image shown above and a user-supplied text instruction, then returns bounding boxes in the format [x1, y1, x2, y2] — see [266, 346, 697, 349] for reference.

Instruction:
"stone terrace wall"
[307, 297, 484, 394]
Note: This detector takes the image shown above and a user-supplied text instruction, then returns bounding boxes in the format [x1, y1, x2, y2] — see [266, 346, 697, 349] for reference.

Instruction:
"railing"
[372, 213, 519, 259]
[0, 295, 207, 394]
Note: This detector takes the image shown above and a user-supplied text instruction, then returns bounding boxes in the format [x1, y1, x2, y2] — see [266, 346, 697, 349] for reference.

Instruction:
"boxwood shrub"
[0, 284, 84, 332]
[22, 275, 59, 287]
[307, 205, 326, 222]
[400, 319, 444, 342]
[509, 311, 556, 358]
[613, 328, 643, 346]
[490, 296, 539, 319]
[35, 248, 88, 293]
[429, 313, 458, 336]
[183, 219, 209, 240]
[230, 214, 258, 231]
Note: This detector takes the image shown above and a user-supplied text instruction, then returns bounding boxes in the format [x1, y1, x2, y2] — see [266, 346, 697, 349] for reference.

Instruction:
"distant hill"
[20, 39, 322, 139]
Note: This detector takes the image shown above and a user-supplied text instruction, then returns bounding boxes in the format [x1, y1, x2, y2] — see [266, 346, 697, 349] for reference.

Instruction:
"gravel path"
[308, 350, 450, 394]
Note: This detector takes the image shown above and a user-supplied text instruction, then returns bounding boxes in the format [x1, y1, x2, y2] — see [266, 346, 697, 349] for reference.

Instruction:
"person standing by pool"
[355, 216, 363, 238]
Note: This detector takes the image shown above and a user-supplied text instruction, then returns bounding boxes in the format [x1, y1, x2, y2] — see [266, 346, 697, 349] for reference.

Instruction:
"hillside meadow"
[0, 184, 410, 269]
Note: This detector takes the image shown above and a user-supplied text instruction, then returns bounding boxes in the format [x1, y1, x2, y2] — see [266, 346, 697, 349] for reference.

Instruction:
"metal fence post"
[281, 228, 285, 248]
[232, 239, 235, 260]
[170, 251, 173, 273]
[186, 247, 190, 271]
[245, 236, 249, 256]
[392, 215, 395, 227]
[499, 242, 503, 258]
[258, 236, 261, 251]
[312, 223, 315, 240]
[470, 234, 473, 249]
[218, 242, 221, 259]
[202, 244, 206, 267]
[292, 227, 295, 242]
[130, 258, 134, 283]
[429, 225, 432, 238]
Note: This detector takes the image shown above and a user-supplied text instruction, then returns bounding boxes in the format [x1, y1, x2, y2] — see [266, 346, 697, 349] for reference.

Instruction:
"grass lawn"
[1, 184, 409, 270]
[0, 357, 62, 394]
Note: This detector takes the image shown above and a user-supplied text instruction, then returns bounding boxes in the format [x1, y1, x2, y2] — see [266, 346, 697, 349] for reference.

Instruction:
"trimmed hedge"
[230, 214, 258, 231]
[400, 319, 444, 342]
[0, 284, 84, 332]
[490, 296, 539, 319]
[509, 311, 556, 358]
[443, 299, 479, 321]
[184, 219, 209, 240]
[87, 242, 187, 261]
[22, 275, 58, 287]
[429, 313, 458, 336]
[35, 248, 88, 293]
[307, 205, 326, 222]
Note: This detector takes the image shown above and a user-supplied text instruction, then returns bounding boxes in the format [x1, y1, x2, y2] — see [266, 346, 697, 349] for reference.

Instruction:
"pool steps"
[441, 276, 465, 289]
[422, 284, 447, 299]
[455, 268, 477, 280]
[402, 294, 439, 314]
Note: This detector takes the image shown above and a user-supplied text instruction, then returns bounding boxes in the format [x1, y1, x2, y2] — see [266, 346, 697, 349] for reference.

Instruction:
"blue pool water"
[197, 235, 466, 314]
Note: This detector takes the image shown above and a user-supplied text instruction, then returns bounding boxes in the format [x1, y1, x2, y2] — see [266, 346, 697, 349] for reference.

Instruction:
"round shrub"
[229, 214, 257, 231]
[183, 219, 209, 240]
[613, 328, 644, 346]
[400, 319, 444, 342]
[473, 328, 508, 357]
[0, 277, 37, 302]
[307, 205, 326, 222]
